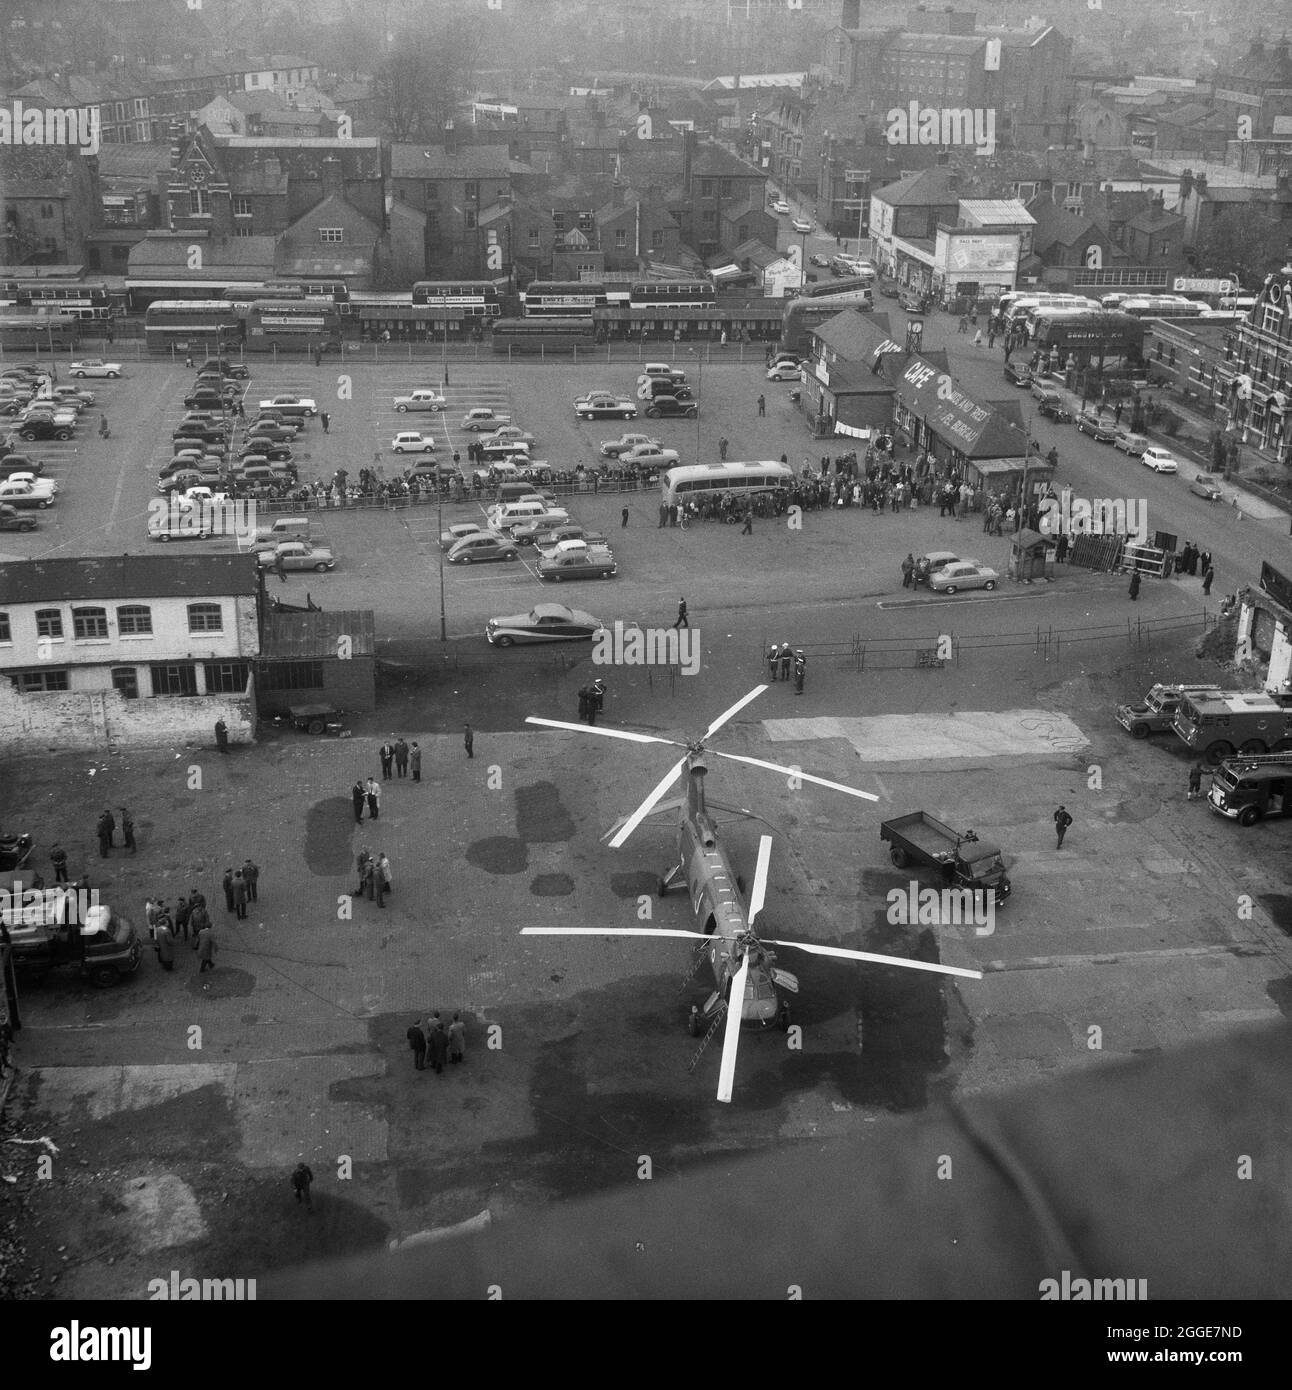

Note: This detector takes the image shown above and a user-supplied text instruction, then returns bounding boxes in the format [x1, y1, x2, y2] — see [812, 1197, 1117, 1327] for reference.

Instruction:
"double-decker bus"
[629, 280, 717, 309]
[661, 460, 794, 509]
[490, 317, 596, 353]
[522, 281, 608, 317]
[1031, 310, 1145, 364]
[13, 281, 112, 320]
[263, 279, 350, 304]
[411, 280, 502, 316]
[143, 300, 244, 354]
[0, 314, 81, 351]
[244, 299, 342, 352]
[781, 277, 875, 354]
[126, 280, 266, 314]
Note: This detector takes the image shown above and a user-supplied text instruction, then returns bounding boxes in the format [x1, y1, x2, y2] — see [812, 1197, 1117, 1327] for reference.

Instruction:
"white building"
[0, 553, 260, 749]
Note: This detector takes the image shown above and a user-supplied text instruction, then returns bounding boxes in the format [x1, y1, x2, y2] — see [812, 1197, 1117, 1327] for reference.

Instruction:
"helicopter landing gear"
[658, 863, 684, 897]
[687, 1004, 704, 1037]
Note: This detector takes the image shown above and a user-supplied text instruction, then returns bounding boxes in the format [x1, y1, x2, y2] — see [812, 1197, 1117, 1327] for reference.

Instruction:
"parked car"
[1030, 377, 1058, 402]
[899, 290, 925, 312]
[1113, 431, 1149, 456]
[0, 478, 57, 507]
[391, 431, 436, 453]
[255, 541, 336, 572]
[927, 561, 999, 594]
[791, 217, 813, 234]
[0, 454, 44, 477]
[246, 419, 297, 442]
[1141, 446, 1179, 474]
[157, 470, 212, 495]
[69, 359, 123, 378]
[1037, 392, 1073, 423]
[808, 253, 830, 268]
[486, 602, 603, 646]
[460, 408, 511, 432]
[480, 425, 536, 449]
[393, 389, 447, 413]
[643, 395, 697, 420]
[52, 386, 95, 407]
[1003, 361, 1031, 386]
[0, 501, 38, 531]
[239, 439, 293, 462]
[440, 521, 496, 550]
[771, 200, 790, 215]
[258, 394, 317, 416]
[1075, 409, 1117, 441]
[197, 358, 249, 379]
[879, 280, 901, 298]
[600, 432, 662, 458]
[766, 361, 802, 381]
[619, 443, 680, 469]
[1189, 471, 1225, 500]
[17, 418, 72, 442]
[575, 393, 637, 420]
[159, 455, 222, 479]
[447, 533, 520, 565]
[537, 547, 618, 582]
[510, 510, 575, 545]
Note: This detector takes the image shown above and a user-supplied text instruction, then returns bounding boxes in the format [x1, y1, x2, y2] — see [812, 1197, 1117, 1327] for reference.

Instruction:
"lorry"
[1116, 683, 1220, 739]
[879, 812, 1011, 906]
[1170, 689, 1292, 763]
[1206, 752, 1292, 826]
[0, 887, 144, 987]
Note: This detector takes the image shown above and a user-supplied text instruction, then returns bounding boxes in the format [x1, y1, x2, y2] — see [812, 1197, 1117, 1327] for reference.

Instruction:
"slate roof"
[391, 143, 512, 178]
[261, 609, 375, 659]
[0, 554, 259, 604]
[872, 166, 965, 208]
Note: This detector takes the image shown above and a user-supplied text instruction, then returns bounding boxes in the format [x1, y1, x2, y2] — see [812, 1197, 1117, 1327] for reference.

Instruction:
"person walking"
[194, 923, 217, 972]
[793, 650, 806, 695]
[50, 843, 69, 884]
[272, 549, 288, 584]
[242, 858, 259, 904]
[1187, 763, 1204, 802]
[407, 1019, 427, 1070]
[119, 807, 137, 854]
[410, 742, 422, 781]
[464, 723, 474, 758]
[232, 870, 248, 921]
[366, 777, 380, 819]
[96, 809, 115, 857]
[188, 895, 210, 944]
[351, 777, 366, 822]
[448, 1013, 466, 1064]
[673, 597, 689, 629]
[222, 867, 235, 913]
[379, 740, 395, 779]
[757, 395, 765, 417]
[741, 505, 753, 535]
[621, 506, 629, 528]
[1054, 805, 1073, 850]
[215, 717, 229, 753]
[718, 437, 729, 461]
[375, 852, 392, 907]
[394, 737, 409, 777]
[901, 553, 915, 589]
[1128, 569, 1141, 601]
[155, 918, 176, 972]
[427, 1018, 449, 1075]
[1202, 565, 1215, 597]
[320, 411, 330, 433]
[291, 1162, 314, 1212]
[174, 893, 192, 943]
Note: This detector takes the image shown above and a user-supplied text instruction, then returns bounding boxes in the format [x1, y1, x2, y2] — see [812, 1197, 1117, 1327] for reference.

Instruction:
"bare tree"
[374, 19, 484, 144]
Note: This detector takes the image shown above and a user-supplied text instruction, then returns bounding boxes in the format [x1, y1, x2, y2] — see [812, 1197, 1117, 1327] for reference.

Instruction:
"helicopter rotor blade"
[716, 953, 750, 1104]
[525, 717, 684, 748]
[762, 938, 983, 980]
[711, 750, 880, 803]
[607, 756, 689, 849]
[522, 927, 710, 941]
[747, 835, 773, 929]
[703, 685, 769, 741]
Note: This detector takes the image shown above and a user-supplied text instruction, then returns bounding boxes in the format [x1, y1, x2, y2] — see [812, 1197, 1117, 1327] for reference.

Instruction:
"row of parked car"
[439, 497, 619, 580]
[573, 364, 699, 422]
[0, 362, 108, 517]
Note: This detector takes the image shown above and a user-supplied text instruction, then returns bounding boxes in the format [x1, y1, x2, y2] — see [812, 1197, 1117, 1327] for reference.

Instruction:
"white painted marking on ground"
[762, 710, 1089, 761]
[982, 943, 1263, 972]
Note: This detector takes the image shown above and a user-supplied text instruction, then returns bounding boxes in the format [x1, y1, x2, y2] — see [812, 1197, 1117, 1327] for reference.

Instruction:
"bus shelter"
[1008, 528, 1055, 582]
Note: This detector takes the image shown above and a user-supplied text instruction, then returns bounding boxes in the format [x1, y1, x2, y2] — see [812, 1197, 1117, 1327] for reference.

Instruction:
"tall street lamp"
[437, 486, 447, 643]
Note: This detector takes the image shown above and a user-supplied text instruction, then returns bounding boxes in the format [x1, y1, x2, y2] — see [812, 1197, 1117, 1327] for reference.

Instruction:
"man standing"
[1188, 763, 1204, 801]
[757, 394, 765, 417]
[1128, 570, 1141, 601]
[376, 852, 392, 908]
[119, 807, 137, 854]
[366, 777, 380, 820]
[658, 501, 668, 528]
[242, 858, 259, 904]
[407, 1019, 427, 1070]
[291, 1162, 314, 1212]
[464, 723, 474, 758]
[320, 411, 330, 433]
[379, 739, 395, 779]
[448, 1013, 466, 1064]
[1054, 805, 1073, 849]
[621, 506, 629, 528]
[718, 437, 729, 460]
[410, 742, 422, 782]
[174, 893, 192, 944]
[50, 843, 69, 884]
[222, 867, 235, 913]
[394, 737, 409, 778]
[155, 918, 176, 972]
[901, 553, 915, 589]
[578, 687, 590, 723]
[232, 869, 248, 921]
[673, 597, 689, 629]
[189, 895, 210, 944]
[778, 643, 793, 683]
[273, 550, 288, 584]
[741, 505, 753, 535]
[793, 650, 806, 695]
[1202, 565, 1215, 597]
[194, 923, 217, 972]
[215, 718, 229, 753]
[767, 643, 781, 681]
[427, 1018, 449, 1075]
[588, 680, 605, 728]
[96, 809, 115, 857]
[351, 778, 366, 823]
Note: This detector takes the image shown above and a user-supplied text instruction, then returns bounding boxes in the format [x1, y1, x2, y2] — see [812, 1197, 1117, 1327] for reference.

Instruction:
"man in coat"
[96, 809, 115, 857]
[242, 858, 260, 903]
[410, 743, 422, 781]
[448, 1013, 466, 1064]
[222, 867, 236, 912]
[232, 870, 248, 921]
[189, 896, 211, 941]
[366, 777, 380, 820]
[427, 1018, 449, 1074]
[379, 740, 395, 779]
[155, 919, 176, 971]
[407, 1020, 427, 1070]
[351, 778, 367, 823]
[194, 924, 217, 972]
[394, 737, 409, 777]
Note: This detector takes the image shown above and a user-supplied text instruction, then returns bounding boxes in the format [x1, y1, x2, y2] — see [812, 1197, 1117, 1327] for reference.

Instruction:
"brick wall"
[0, 681, 256, 750]
[255, 655, 374, 716]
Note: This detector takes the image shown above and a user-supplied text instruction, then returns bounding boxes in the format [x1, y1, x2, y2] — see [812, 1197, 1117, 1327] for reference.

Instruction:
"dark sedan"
[17, 418, 72, 441]
[643, 394, 698, 420]
[1035, 391, 1072, 423]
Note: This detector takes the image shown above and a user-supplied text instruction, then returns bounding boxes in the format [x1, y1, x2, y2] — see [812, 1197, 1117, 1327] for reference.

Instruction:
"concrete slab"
[762, 710, 1090, 761]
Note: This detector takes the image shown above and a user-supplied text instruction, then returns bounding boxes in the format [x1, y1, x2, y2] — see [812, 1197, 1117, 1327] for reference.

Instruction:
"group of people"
[766, 643, 807, 694]
[406, 1012, 467, 1072]
[378, 737, 421, 781]
[144, 886, 217, 973]
[95, 807, 136, 858]
[354, 848, 394, 907]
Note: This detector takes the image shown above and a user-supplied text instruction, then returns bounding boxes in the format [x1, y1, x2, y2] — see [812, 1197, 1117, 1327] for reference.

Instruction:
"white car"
[620, 443, 680, 469]
[3, 472, 57, 495]
[391, 431, 436, 453]
[767, 361, 802, 381]
[480, 425, 536, 448]
[771, 200, 790, 215]
[1141, 446, 1179, 474]
[393, 389, 447, 413]
[257, 395, 317, 416]
[791, 218, 813, 234]
[69, 359, 123, 379]
[928, 562, 999, 595]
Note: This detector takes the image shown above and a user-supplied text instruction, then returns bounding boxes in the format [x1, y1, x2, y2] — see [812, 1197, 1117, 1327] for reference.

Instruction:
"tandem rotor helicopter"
[523, 685, 982, 1103]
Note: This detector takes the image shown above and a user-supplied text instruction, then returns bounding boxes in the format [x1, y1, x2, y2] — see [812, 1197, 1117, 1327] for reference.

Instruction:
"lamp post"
[437, 487, 447, 643]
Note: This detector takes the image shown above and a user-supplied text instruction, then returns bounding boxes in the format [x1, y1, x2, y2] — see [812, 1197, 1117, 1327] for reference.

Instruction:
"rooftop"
[0, 554, 259, 605]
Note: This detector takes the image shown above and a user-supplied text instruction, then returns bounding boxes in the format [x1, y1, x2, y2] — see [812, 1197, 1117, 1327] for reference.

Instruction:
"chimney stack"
[444, 120, 458, 157]
[321, 156, 343, 200]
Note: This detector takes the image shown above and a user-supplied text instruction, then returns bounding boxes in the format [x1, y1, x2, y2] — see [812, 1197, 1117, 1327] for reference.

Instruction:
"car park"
[391, 431, 436, 453]
[486, 602, 603, 646]
[232, 464, 297, 490]
[643, 395, 697, 419]
[17, 418, 72, 442]
[447, 533, 519, 565]
[530, 522, 589, 551]
[69, 359, 123, 378]
[1034, 390, 1071, 423]
[575, 392, 637, 420]
[766, 361, 802, 381]
[0, 478, 57, 507]
[620, 443, 680, 469]
[1075, 409, 1117, 441]
[246, 419, 297, 442]
[1113, 431, 1149, 456]
[0, 502, 38, 531]
[791, 217, 813, 234]
[1189, 472, 1225, 500]
[1003, 361, 1031, 386]
[258, 395, 317, 417]
[255, 541, 335, 573]
[600, 432, 661, 458]
[393, 389, 447, 413]
[641, 363, 687, 384]
[184, 390, 230, 411]
[52, 386, 95, 407]
[439, 521, 496, 550]
[159, 456, 222, 479]
[928, 561, 999, 594]
[21, 400, 77, 423]
[1141, 446, 1179, 474]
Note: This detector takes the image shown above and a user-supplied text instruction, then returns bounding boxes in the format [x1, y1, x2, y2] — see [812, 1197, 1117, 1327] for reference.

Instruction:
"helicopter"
[522, 685, 982, 1102]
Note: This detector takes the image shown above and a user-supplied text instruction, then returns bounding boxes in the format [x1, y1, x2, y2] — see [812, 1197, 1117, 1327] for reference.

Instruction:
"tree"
[1195, 215, 1290, 289]
[374, 19, 484, 144]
